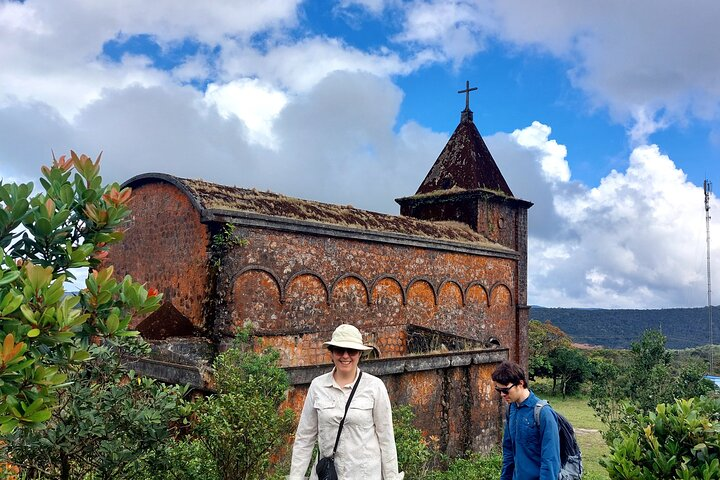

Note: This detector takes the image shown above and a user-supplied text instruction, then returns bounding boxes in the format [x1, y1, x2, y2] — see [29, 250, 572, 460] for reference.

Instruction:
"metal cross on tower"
[458, 80, 478, 111]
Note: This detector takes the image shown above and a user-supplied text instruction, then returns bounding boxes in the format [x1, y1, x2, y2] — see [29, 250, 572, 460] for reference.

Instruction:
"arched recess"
[230, 267, 283, 333]
[330, 273, 370, 306]
[406, 277, 437, 307]
[284, 271, 330, 331]
[370, 275, 405, 306]
[285, 270, 329, 304]
[489, 283, 513, 307]
[465, 282, 489, 307]
[437, 279, 464, 307]
[233, 266, 283, 301]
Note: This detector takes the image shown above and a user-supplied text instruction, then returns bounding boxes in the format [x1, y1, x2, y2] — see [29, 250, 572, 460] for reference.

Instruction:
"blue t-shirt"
[501, 391, 561, 480]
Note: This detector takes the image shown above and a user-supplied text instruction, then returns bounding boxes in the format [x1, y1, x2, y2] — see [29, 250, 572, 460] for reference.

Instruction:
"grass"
[533, 379, 610, 479]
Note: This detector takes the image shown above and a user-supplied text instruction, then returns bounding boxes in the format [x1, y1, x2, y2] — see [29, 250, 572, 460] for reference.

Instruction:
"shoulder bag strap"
[331, 371, 363, 456]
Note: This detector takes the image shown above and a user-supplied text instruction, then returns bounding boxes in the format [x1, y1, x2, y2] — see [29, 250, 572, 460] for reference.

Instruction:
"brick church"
[108, 85, 532, 455]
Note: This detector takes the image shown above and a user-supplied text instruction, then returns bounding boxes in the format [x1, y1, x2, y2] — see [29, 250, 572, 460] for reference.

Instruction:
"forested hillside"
[531, 306, 720, 349]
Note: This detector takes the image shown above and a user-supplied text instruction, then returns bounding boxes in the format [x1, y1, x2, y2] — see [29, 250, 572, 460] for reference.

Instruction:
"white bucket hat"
[323, 324, 373, 351]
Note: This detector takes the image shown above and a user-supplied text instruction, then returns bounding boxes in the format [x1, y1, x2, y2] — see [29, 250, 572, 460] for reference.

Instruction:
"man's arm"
[500, 409, 514, 480]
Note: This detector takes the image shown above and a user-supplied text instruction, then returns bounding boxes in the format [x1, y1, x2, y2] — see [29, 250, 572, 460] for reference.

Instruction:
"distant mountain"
[530, 306, 720, 349]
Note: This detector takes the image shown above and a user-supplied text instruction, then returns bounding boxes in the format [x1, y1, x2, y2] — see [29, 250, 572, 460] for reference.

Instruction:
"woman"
[288, 324, 404, 480]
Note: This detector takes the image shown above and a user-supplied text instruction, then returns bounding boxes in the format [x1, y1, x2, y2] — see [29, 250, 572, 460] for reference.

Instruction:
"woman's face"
[330, 347, 361, 376]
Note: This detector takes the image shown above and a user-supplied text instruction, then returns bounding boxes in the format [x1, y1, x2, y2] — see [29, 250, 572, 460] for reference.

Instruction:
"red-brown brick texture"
[106, 181, 210, 329]
[218, 226, 518, 365]
[110, 172, 528, 456]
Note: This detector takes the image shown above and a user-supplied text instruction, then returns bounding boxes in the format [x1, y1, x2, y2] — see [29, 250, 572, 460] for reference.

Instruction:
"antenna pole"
[705, 179, 714, 374]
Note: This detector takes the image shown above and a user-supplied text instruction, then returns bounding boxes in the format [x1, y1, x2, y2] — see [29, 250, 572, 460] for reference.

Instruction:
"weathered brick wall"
[285, 351, 506, 457]
[215, 226, 518, 366]
[106, 183, 211, 329]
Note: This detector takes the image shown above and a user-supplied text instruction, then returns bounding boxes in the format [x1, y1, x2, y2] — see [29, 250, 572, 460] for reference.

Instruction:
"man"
[492, 360, 560, 480]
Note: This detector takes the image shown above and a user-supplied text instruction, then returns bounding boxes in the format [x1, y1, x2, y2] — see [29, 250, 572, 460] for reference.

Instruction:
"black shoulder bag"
[316, 371, 363, 480]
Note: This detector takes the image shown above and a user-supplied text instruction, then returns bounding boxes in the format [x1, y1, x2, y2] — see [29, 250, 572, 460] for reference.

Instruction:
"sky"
[1, 0, 720, 309]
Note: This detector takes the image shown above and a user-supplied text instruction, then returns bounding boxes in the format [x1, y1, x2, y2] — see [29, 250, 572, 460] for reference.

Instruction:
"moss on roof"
[176, 177, 508, 250]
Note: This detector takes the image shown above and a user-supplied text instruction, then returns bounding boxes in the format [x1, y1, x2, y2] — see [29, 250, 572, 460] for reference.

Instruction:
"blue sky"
[1, 0, 720, 309]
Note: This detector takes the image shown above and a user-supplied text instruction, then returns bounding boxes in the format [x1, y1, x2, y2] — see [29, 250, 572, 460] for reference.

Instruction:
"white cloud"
[2, 0, 719, 311]
[511, 122, 570, 183]
[217, 37, 414, 93]
[395, 0, 490, 65]
[204, 79, 288, 149]
[504, 129, 719, 308]
[0, 0, 301, 120]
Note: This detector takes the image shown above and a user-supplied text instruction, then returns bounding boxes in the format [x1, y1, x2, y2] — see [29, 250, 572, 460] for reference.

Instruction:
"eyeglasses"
[331, 347, 361, 356]
[494, 384, 516, 395]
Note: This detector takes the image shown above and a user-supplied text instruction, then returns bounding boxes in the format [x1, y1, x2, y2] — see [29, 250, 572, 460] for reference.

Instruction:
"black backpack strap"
[331, 371, 363, 456]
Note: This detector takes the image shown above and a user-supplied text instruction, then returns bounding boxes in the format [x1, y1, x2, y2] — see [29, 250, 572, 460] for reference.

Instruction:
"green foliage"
[1, 344, 189, 479]
[528, 320, 590, 397]
[602, 396, 720, 479]
[393, 405, 436, 479]
[425, 451, 502, 480]
[128, 438, 218, 480]
[549, 346, 592, 398]
[190, 331, 295, 480]
[392, 404, 503, 480]
[0, 152, 161, 433]
[528, 320, 571, 379]
[209, 224, 247, 268]
[588, 330, 714, 443]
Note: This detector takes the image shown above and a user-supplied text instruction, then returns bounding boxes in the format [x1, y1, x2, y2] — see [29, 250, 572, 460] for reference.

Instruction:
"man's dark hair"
[491, 360, 528, 388]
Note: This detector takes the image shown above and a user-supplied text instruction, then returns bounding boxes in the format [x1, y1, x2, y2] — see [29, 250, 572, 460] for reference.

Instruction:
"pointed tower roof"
[414, 82, 513, 197]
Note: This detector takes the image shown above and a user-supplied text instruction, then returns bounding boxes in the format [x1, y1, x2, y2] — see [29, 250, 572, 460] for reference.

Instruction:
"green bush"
[1, 344, 189, 479]
[426, 450, 502, 480]
[393, 405, 436, 478]
[602, 396, 720, 479]
[190, 330, 295, 480]
[0, 152, 161, 434]
[129, 439, 217, 480]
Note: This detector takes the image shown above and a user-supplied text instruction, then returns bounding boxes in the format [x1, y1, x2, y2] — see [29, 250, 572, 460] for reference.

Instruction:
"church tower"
[396, 81, 533, 365]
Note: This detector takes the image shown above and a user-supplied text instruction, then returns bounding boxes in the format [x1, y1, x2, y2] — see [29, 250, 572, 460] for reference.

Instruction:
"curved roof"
[124, 173, 514, 253]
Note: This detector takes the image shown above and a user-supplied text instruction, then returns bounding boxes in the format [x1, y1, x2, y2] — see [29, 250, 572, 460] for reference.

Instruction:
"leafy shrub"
[602, 396, 720, 479]
[129, 438, 217, 480]
[393, 405, 436, 478]
[1, 343, 189, 479]
[190, 330, 295, 480]
[426, 450, 502, 480]
[0, 152, 161, 433]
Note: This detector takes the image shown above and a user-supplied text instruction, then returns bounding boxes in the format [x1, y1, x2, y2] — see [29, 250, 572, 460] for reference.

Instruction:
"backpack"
[533, 400, 583, 480]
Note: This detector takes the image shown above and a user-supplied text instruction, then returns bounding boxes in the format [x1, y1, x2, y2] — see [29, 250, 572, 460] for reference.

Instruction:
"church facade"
[108, 94, 532, 455]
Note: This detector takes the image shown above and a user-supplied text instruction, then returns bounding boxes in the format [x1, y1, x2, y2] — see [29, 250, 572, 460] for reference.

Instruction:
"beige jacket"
[288, 368, 404, 480]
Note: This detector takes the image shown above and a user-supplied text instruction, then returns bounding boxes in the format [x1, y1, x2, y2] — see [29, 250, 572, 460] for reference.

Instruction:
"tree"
[0, 152, 162, 432]
[548, 346, 591, 397]
[528, 320, 571, 379]
[589, 329, 714, 442]
[0, 153, 190, 478]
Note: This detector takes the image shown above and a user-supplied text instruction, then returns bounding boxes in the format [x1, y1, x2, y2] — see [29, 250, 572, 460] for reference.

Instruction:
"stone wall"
[106, 182, 211, 329]
[214, 225, 519, 366]
[285, 349, 508, 457]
